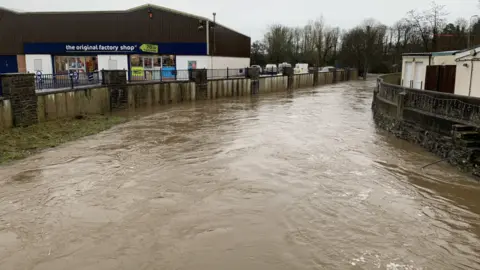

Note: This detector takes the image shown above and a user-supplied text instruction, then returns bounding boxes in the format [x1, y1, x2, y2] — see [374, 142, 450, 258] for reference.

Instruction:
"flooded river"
[0, 79, 479, 270]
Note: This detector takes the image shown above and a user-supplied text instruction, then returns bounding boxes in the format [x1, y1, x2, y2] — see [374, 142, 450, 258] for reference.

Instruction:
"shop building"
[0, 4, 251, 79]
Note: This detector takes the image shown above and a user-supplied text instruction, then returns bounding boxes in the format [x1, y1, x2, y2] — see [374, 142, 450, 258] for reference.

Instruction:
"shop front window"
[144, 57, 153, 69]
[54, 56, 98, 75]
[129, 54, 176, 80]
[162, 55, 175, 67]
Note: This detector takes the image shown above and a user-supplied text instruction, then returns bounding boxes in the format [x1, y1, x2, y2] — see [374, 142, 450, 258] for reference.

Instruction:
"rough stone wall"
[194, 69, 208, 100]
[102, 70, 127, 85]
[104, 70, 129, 111]
[372, 92, 480, 176]
[1, 74, 38, 127]
[110, 87, 129, 110]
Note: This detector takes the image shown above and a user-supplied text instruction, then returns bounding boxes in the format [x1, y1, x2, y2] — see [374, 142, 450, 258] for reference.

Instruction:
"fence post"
[372, 78, 380, 110]
[70, 73, 74, 89]
[227, 67, 229, 79]
[397, 91, 407, 120]
[0, 73, 38, 127]
[101, 69, 106, 85]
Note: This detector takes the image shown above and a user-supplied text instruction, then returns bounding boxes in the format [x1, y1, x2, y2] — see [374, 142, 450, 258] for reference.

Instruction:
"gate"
[424, 65, 456, 94]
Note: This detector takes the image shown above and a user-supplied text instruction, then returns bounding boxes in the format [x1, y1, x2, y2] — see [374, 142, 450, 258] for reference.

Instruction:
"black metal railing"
[35, 72, 100, 91]
[377, 74, 480, 126]
[129, 68, 250, 82]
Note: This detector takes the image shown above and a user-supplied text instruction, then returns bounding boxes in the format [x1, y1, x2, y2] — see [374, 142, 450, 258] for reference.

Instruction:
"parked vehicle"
[294, 63, 309, 74]
[251, 65, 262, 73]
[320, 66, 335, 72]
[278, 62, 292, 74]
[265, 64, 278, 75]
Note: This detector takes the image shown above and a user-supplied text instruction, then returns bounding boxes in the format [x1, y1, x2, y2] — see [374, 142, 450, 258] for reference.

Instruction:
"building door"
[142, 56, 162, 80]
[425, 66, 439, 91]
[438, 65, 456, 94]
[0, 55, 18, 74]
[413, 62, 425, 89]
[403, 62, 413, 87]
[425, 65, 456, 93]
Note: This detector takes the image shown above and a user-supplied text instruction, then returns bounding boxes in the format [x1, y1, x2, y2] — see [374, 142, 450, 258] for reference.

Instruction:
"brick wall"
[103, 70, 128, 110]
[0, 73, 38, 127]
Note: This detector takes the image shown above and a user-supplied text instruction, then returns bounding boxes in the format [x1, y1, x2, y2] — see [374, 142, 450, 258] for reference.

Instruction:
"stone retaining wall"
[372, 75, 480, 177]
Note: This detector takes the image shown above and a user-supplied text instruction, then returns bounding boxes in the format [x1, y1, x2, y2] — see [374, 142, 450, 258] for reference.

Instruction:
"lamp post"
[468, 15, 479, 48]
[211, 12, 216, 71]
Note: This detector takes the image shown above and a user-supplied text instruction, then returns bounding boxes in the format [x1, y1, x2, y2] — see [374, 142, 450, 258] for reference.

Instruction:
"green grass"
[0, 115, 126, 164]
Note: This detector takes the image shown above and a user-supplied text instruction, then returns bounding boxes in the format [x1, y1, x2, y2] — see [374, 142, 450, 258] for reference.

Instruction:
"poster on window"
[188, 61, 197, 70]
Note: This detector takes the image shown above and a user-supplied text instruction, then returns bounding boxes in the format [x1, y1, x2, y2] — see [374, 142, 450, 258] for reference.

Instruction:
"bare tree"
[427, 1, 448, 51]
[407, 9, 431, 51]
[291, 27, 303, 62]
[264, 25, 292, 63]
[313, 17, 324, 66]
[322, 27, 340, 65]
[303, 21, 317, 64]
[407, 1, 448, 51]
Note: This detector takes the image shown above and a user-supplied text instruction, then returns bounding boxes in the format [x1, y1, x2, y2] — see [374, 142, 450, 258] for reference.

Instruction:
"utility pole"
[468, 15, 479, 48]
[211, 12, 216, 71]
[364, 26, 371, 81]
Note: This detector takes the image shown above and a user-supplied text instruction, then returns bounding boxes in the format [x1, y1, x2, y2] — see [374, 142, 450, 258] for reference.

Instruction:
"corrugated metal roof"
[402, 52, 432, 56]
[431, 50, 459, 56]
[403, 50, 460, 57]
[0, 4, 248, 38]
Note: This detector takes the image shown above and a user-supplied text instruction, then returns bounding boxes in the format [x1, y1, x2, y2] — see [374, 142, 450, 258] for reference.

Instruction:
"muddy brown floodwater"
[1, 79, 480, 270]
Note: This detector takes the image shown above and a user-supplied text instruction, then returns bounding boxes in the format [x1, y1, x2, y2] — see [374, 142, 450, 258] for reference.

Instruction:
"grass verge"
[0, 115, 126, 164]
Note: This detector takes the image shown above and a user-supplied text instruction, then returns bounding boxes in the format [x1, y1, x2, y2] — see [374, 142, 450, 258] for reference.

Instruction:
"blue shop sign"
[24, 42, 207, 55]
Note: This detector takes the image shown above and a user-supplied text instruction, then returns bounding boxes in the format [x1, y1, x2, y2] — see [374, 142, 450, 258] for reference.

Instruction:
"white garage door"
[413, 62, 425, 89]
[403, 62, 413, 87]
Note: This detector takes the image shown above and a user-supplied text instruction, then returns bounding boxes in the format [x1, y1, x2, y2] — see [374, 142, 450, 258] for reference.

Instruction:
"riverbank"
[0, 115, 126, 164]
[372, 74, 480, 179]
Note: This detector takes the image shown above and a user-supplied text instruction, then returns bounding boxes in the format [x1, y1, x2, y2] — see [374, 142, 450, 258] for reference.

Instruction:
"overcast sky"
[0, 0, 478, 41]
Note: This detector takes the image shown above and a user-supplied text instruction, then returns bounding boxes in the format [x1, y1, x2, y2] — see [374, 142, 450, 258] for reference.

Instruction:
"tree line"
[251, 1, 480, 73]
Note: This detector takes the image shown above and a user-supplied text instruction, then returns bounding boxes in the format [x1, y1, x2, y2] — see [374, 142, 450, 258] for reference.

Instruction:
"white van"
[278, 62, 292, 74]
[320, 66, 335, 72]
[294, 63, 309, 74]
[265, 64, 278, 75]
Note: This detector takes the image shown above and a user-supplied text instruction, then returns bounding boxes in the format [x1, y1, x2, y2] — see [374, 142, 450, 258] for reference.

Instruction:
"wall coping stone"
[35, 84, 103, 96]
[0, 73, 35, 78]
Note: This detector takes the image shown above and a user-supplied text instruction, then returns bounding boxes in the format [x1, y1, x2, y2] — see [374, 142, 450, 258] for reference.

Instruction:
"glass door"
[68, 57, 86, 73]
[142, 56, 163, 80]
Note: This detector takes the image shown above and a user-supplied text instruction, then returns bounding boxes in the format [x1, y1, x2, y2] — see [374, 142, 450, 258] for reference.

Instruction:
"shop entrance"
[142, 56, 161, 80]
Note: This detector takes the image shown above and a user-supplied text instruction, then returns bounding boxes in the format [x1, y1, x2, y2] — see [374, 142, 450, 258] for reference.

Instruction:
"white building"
[454, 46, 480, 97]
[401, 51, 458, 89]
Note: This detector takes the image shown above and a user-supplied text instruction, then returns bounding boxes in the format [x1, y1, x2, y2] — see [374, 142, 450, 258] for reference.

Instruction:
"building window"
[108, 59, 118, 70]
[163, 55, 175, 67]
[54, 56, 98, 74]
[130, 54, 176, 80]
[33, 59, 42, 72]
[129, 54, 176, 70]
